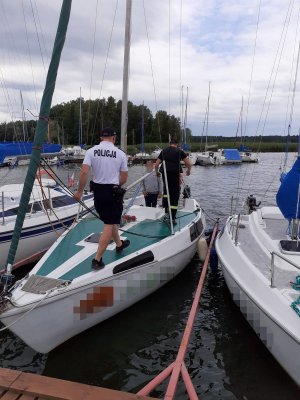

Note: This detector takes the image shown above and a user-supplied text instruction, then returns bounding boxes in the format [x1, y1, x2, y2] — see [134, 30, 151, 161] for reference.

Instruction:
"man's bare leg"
[95, 224, 113, 261]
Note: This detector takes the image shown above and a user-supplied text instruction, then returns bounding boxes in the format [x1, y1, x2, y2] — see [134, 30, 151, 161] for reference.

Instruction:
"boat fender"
[197, 237, 208, 262]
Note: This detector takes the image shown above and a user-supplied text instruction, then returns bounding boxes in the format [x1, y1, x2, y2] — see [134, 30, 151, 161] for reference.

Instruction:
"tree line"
[0, 96, 297, 150]
[0, 96, 187, 146]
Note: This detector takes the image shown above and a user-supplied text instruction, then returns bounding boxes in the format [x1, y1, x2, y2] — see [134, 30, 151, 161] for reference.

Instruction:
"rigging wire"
[243, 0, 261, 139]
[91, 0, 119, 144]
[168, 0, 171, 115]
[142, 0, 162, 144]
[29, 0, 46, 75]
[255, 0, 294, 142]
[22, 0, 39, 114]
[234, 0, 298, 214]
[86, 0, 100, 144]
[179, 0, 182, 132]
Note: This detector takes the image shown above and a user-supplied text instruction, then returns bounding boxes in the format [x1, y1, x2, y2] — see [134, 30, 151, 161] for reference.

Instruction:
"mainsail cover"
[276, 156, 300, 219]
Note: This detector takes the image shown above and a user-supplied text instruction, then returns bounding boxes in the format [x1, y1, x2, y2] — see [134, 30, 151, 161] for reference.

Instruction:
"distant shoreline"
[126, 142, 299, 154]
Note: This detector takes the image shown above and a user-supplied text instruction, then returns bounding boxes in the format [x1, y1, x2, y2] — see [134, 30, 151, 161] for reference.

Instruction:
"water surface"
[0, 153, 299, 399]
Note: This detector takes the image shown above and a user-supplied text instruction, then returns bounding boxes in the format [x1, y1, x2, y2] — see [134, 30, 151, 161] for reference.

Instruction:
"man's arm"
[73, 164, 90, 200]
[119, 171, 128, 186]
[184, 157, 191, 176]
[154, 158, 162, 176]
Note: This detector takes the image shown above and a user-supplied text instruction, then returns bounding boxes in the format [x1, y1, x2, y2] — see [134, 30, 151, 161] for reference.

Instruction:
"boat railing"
[228, 212, 241, 245]
[0, 186, 55, 225]
[270, 251, 300, 288]
[1, 192, 4, 225]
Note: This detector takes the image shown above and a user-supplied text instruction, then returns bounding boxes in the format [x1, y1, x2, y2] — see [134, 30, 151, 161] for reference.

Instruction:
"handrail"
[234, 213, 241, 246]
[270, 251, 300, 288]
[137, 222, 219, 399]
[125, 170, 153, 191]
[1, 192, 4, 225]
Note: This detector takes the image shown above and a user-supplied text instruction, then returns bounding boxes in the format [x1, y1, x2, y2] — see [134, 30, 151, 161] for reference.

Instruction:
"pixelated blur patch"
[231, 284, 273, 349]
[74, 286, 114, 319]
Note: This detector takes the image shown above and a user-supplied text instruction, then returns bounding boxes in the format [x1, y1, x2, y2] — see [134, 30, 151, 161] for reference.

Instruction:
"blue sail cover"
[276, 156, 300, 219]
[223, 149, 241, 161]
[0, 142, 61, 164]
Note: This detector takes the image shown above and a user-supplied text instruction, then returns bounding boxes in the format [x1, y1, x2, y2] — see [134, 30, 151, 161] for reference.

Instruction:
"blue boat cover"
[239, 144, 251, 152]
[0, 142, 61, 164]
[276, 156, 300, 219]
[224, 149, 241, 161]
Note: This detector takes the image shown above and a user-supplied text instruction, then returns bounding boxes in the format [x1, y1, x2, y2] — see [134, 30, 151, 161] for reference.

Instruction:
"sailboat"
[0, 0, 206, 354]
[236, 97, 258, 163]
[195, 82, 223, 166]
[0, 172, 93, 269]
[215, 150, 300, 385]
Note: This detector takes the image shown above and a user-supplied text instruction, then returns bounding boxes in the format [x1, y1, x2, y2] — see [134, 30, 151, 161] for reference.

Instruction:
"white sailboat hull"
[1, 198, 205, 353]
[216, 209, 300, 386]
[221, 261, 300, 386]
[3, 243, 195, 353]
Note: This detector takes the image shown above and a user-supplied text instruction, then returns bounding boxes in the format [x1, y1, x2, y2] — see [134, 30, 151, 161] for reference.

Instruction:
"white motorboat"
[0, 174, 93, 269]
[240, 150, 259, 163]
[196, 150, 223, 166]
[215, 156, 300, 386]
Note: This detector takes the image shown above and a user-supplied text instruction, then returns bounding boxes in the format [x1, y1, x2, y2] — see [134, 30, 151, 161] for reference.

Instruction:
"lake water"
[0, 153, 300, 399]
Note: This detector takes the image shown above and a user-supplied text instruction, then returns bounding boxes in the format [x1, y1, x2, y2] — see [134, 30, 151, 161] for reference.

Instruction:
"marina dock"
[0, 367, 154, 400]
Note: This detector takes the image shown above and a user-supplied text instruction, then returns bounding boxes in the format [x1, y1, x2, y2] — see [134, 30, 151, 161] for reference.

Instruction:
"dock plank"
[0, 368, 155, 400]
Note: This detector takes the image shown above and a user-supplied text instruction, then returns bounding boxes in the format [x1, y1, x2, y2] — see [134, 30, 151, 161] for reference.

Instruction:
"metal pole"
[120, 0, 132, 153]
[1, 192, 4, 225]
[125, 171, 154, 191]
[162, 160, 174, 234]
[271, 252, 275, 288]
[234, 214, 240, 246]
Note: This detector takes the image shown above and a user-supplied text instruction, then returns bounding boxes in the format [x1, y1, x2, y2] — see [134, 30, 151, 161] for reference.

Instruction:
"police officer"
[74, 127, 130, 270]
[154, 138, 191, 224]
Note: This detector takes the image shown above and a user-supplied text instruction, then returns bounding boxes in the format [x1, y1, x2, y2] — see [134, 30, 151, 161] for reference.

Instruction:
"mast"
[20, 90, 27, 141]
[6, 0, 72, 268]
[120, 0, 132, 153]
[141, 102, 144, 153]
[79, 87, 83, 145]
[205, 81, 211, 152]
[183, 86, 188, 150]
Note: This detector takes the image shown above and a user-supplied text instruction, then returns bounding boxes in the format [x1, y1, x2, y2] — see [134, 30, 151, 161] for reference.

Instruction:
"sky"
[1, 0, 300, 138]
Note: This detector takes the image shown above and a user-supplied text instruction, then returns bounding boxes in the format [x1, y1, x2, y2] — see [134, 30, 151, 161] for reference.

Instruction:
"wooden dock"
[0, 367, 155, 400]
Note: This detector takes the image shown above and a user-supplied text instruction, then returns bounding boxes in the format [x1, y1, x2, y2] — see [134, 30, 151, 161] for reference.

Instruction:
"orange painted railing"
[137, 223, 219, 400]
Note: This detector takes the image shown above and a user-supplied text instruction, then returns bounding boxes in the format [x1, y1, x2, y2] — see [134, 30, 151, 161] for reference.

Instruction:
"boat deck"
[234, 209, 299, 288]
[35, 209, 198, 280]
[0, 367, 154, 400]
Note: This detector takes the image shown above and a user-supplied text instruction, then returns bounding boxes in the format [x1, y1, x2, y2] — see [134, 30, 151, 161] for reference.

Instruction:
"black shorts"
[93, 183, 123, 225]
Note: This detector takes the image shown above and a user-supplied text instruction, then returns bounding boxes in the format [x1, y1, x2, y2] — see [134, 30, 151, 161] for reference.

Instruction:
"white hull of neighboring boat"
[196, 153, 215, 166]
[216, 210, 300, 386]
[240, 152, 258, 163]
[0, 181, 93, 268]
[0, 209, 89, 268]
[196, 151, 223, 166]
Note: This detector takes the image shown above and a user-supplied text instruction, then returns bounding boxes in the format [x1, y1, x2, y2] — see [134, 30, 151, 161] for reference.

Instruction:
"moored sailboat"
[215, 153, 300, 386]
[0, 0, 206, 354]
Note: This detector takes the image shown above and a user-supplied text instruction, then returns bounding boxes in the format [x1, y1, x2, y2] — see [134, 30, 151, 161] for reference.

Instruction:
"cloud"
[1, 0, 300, 137]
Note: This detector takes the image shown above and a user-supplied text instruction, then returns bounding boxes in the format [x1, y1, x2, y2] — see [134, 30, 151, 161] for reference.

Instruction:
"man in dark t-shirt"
[154, 138, 191, 223]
